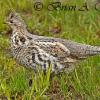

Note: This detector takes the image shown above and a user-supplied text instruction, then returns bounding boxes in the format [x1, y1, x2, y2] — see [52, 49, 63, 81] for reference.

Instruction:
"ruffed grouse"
[6, 12, 100, 74]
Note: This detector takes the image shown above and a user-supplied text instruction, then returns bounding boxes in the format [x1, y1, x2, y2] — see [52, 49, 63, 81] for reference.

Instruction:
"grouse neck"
[12, 26, 28, 35]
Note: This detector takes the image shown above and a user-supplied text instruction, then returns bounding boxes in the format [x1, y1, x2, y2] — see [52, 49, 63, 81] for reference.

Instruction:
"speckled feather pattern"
[7, 12, 100, 74]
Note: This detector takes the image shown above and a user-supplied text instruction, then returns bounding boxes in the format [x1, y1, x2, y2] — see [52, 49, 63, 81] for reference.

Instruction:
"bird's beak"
[3, 21, 10, 25]
[3, 18, 9, 24]
[3, 22, 7, 24]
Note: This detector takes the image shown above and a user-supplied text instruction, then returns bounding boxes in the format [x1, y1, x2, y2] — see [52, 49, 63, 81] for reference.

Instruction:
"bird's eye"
[10, 14, 13, 19]
[10, 20, 13, 23]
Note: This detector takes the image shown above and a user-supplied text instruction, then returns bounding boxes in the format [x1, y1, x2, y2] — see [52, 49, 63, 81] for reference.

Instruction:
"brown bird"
[6, 12, 100, 74]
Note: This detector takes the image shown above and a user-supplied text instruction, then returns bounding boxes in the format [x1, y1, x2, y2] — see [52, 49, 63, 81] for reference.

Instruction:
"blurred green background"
[0, 0, 100, 99]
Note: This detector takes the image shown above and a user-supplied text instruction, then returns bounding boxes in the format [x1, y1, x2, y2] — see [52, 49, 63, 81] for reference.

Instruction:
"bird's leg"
[29, 65, 37, 87]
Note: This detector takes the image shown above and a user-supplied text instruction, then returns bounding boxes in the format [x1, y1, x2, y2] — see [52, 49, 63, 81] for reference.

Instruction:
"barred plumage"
[6, 12, 100, 74]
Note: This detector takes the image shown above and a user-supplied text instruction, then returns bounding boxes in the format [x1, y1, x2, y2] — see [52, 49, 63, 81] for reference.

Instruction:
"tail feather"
[60, 40, 100, 58]
[85, 45, 100, 56]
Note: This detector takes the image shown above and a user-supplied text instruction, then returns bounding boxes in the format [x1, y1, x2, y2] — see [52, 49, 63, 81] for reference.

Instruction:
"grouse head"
[6, 12, 26, 29]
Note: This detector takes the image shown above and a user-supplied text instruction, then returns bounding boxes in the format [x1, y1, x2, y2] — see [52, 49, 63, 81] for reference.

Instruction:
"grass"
[0, 0, 100, 99]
